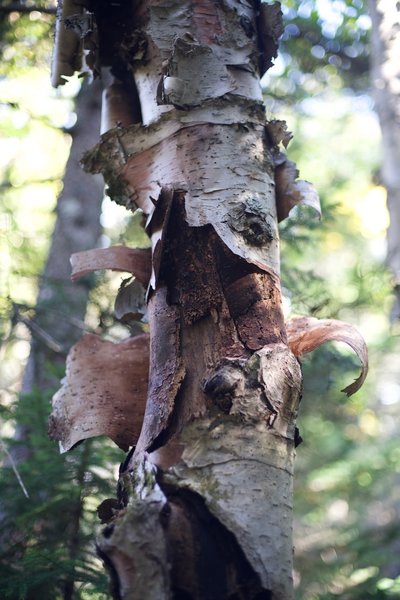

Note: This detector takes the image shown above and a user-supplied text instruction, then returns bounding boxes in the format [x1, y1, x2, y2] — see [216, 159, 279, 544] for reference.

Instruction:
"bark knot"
[202, 346, 302, 436]
[229, 198, 274, 247]
[203, 360, 246, 413]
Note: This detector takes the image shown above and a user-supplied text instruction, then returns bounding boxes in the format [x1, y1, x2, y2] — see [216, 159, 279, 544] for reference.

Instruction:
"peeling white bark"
[70, 246, 151, 285]
[132, 0, 261, 125]
[48, 2, 370, 597]
[51, 0, 83, 87]
[82, 0, 281, 276]
[84, 117, 279, 274]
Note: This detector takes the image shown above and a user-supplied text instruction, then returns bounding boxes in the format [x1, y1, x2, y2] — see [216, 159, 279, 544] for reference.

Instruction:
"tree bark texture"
[81, 2, 302, 599]
[369, 0, 400, 320]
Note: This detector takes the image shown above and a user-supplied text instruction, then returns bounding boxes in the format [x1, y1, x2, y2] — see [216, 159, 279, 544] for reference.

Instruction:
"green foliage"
[264, 0, 370, 101]
[0, 8, 127, 599]
[0, 384, 122, 599]
[294, 342, 400, 599]
[0, 4, 54, 76]
[275, 44, 400, 600]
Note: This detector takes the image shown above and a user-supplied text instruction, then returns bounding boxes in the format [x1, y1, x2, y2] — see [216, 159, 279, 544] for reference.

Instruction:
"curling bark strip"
[70, 246, 151, 285]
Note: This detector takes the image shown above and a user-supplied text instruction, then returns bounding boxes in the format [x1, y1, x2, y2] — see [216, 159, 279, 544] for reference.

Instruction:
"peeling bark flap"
[70, 246, 151, 286]
[286, 316, 368, 396]
[135, 287, 186, 454]
[257, 2, 284, 76]
[114, 277, 147, 322]
[83, 120, 281, 276]
[274, 153, 321, 222]
[49, 333, 149, 452]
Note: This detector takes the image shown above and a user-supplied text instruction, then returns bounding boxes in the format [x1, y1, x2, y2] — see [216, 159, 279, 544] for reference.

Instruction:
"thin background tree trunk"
[369, 0, 400, 321]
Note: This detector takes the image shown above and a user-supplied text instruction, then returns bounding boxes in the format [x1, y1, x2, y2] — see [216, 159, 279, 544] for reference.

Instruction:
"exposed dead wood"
[134, 285, 186, 455]
[145, 187, 174, 290]
[257, 1, 284, 76]
[224, 272, 287, 350]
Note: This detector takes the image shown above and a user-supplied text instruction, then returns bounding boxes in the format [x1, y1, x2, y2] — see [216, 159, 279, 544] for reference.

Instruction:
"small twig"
[19, 315, 64, 353]
[0, 438, 29, 499]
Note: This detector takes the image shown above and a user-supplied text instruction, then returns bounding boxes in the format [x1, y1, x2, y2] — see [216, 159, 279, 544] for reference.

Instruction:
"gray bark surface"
[369, 1, 400, 320]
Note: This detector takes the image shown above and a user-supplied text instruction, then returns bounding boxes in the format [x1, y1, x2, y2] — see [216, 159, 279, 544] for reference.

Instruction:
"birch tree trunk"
[369, 0, 400, 321]
[77, 2, 302, 599]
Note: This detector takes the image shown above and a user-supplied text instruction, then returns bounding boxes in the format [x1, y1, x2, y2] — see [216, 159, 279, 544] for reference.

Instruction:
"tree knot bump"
[203, 360, 246, 413]
[229, 198, 274, 247]
[202, 355, 282, 424]
[203, 347, 302, 430]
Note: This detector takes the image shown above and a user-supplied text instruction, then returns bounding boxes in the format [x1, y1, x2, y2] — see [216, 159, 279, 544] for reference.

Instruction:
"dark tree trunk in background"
[11, 80, 104, 600]
[21, 79, 104, 398]
[369, 0, 400, 321]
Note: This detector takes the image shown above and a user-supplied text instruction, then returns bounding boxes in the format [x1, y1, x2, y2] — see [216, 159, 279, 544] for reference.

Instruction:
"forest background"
[0, 1, 399, 599]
